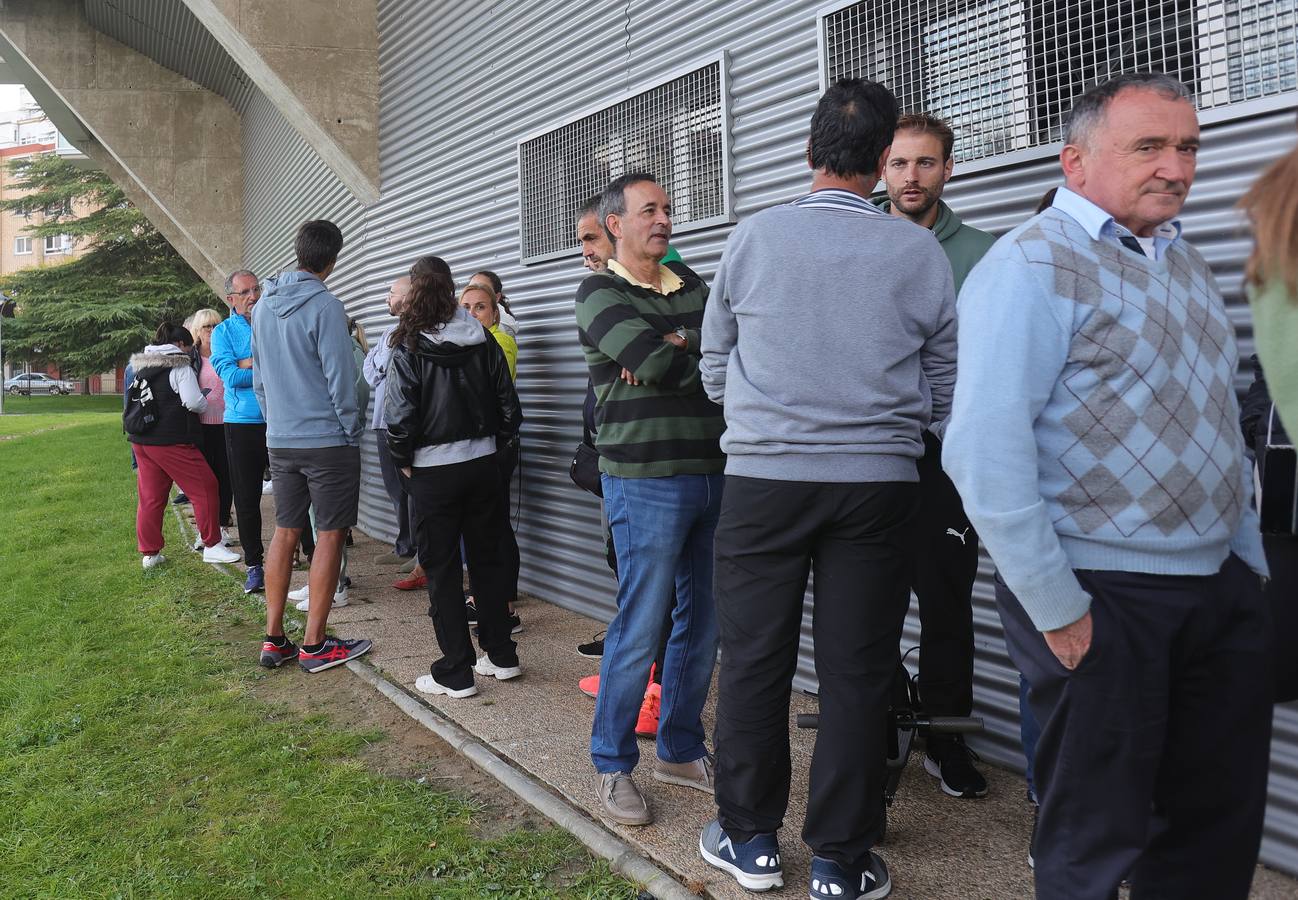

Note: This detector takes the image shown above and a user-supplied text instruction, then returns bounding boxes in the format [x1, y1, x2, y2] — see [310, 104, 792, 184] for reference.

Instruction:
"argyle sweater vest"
[1017, 210, 1249, 557]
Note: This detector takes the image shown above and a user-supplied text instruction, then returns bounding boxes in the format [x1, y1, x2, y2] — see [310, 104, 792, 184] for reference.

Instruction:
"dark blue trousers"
[997, 556, 1271, 900]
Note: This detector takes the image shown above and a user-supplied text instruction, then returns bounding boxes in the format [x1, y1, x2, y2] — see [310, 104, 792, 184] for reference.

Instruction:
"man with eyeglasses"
[211, 268, 270, 594]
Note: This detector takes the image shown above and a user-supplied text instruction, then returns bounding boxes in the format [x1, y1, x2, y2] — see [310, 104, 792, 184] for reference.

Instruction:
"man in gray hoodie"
[252, 219, 372, 674]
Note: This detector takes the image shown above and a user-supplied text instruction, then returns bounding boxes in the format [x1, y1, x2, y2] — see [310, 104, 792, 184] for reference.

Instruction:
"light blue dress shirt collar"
[1051, 185, 1183, 261]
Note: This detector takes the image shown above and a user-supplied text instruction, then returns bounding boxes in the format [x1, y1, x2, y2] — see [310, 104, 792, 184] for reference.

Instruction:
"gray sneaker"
[653, 753, 715, 794]
[596, 772, 652, 826]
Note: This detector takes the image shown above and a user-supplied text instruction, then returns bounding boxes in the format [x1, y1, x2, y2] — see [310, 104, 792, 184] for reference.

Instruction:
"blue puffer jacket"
[210, 311, 264, 424]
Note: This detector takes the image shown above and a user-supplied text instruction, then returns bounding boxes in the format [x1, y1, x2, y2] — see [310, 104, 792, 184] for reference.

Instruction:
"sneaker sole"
[259, 654, 298, 668]
[301, 643, 371, 674]
[415, 675, 478, 699]
[577, 649, 603, 659]
[698, 837, 783, 891]
[653, 769, 712, 794]
[579, 686, 598, 699]
[597, 805, 653, 827]
[473, 662, 522, 681]
[923, 755, 988, 799]
[294, 599, 349, 612]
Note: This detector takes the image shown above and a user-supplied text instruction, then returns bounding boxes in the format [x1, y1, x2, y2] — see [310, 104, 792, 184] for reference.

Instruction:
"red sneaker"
[635, 682, 661, 738]
[579, 674, 599, 698]
[393, 574, 427, 591]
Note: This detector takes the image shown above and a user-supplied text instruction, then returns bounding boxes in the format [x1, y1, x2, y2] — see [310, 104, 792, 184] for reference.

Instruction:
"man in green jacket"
[872, 113, 996, 799]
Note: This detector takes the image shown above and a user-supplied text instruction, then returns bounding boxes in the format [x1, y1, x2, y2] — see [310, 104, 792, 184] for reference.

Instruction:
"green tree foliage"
[0, 154, 216, 376]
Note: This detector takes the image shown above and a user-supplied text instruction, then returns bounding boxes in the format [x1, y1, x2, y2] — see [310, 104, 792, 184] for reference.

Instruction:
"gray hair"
[577, 193, 602, 220]
[1064, 73, 1194, 149]
[596, 172, 659, 245]
[223, 268, 257, 296]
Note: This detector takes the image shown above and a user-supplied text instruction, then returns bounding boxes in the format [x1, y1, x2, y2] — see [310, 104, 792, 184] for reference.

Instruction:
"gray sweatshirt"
[700, 188, 957, 482]
[252, 270, 361, 449]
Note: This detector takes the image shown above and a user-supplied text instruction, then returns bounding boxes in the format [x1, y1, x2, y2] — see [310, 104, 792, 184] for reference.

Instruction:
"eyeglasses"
[230, 287, 261, 298]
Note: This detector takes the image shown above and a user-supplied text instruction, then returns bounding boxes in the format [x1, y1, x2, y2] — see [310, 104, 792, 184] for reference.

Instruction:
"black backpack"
[123, 372, 159, 435]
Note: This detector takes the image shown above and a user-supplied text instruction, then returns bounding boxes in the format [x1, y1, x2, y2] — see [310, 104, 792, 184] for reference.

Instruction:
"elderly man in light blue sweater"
[944, 73, 1271, 900]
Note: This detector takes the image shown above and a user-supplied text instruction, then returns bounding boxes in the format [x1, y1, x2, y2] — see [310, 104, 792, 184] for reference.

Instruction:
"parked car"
[4, 372, 74, 395]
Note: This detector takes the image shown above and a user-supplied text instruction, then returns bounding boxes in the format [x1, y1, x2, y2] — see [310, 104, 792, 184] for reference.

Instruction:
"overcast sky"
[0, 84, 25, 112]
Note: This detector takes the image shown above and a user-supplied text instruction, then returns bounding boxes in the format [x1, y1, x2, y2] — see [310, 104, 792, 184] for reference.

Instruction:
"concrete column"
[182, 0, 380, 204]
[0, 0, 242, 293]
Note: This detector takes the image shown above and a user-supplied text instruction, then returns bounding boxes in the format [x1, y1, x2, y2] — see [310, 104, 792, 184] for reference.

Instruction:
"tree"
[0, 153, 216, 376]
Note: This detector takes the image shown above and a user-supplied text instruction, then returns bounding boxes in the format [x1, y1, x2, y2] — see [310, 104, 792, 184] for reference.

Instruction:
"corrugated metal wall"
[82, 0, 1298, 878]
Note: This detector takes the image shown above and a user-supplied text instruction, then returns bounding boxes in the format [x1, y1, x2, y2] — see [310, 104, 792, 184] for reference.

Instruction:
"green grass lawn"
[0, 411, 636, 899]
[1, 392, 122, 415]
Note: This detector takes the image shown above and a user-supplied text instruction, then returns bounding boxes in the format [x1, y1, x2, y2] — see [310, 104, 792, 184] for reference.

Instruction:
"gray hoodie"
[252, 270, 361, 449]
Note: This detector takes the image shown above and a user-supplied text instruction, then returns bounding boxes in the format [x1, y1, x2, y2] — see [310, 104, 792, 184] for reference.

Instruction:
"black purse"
[569, 419, 603, 497]
[1258, 405, 1297, 536]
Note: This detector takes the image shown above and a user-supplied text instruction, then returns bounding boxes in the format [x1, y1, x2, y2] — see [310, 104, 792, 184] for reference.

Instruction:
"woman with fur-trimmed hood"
[126, 321, 241, 571]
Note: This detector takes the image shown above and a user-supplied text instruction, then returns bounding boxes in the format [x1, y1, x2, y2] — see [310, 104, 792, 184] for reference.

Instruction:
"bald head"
[387, 275, 411, 316]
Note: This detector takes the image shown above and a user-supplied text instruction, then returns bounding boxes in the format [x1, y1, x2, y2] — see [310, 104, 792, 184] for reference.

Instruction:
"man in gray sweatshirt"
[252, 219, 372, 674]
[697, 79, 956, 900]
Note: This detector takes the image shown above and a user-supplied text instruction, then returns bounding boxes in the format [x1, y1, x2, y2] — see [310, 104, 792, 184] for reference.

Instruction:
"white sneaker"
[473, 655, 522, 681]
[261, 479, 274, 495]
[415, 674, 478, 699]
[202, 543, 241, 564]
[142, 553, 166, 569]
[192, 536, 204, 552]
[221, 527, 234, 546]
[292, 586, 349, 612]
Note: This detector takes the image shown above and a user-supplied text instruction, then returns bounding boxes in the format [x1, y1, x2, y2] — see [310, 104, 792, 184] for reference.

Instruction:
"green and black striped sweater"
[574, 261, 725, 478]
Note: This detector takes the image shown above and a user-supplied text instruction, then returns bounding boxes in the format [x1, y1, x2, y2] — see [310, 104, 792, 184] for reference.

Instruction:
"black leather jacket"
[384, 328, 522, 469]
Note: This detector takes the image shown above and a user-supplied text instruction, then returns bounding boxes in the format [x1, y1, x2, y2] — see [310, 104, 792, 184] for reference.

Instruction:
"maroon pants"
[134, 442, 220, 554]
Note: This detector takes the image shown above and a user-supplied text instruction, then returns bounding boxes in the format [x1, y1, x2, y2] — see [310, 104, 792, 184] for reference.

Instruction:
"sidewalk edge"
[345, 658, 700, 900]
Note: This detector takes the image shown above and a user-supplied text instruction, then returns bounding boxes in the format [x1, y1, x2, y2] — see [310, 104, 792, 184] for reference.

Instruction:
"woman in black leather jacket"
[384, 261, 524, 699]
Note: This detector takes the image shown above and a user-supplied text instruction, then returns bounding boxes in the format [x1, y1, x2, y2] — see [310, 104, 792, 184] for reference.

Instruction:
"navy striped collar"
[791, 188, 888, 215]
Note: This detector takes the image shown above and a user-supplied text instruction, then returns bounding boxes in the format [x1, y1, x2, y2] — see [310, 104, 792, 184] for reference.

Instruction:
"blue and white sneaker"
[698, 818, 783, 892]
[243, 564, 264, 594]
[809, 853, 891, 899]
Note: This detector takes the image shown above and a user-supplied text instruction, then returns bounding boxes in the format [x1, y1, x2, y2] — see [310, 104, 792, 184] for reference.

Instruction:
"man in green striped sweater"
[574, 172, 725, 827]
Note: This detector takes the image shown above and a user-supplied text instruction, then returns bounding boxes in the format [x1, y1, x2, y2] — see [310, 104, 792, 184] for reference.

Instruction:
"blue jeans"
[592, 472, 723, 774]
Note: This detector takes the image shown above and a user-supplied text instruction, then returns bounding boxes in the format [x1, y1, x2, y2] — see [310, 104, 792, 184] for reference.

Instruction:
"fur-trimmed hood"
[129, 343, 195, 371]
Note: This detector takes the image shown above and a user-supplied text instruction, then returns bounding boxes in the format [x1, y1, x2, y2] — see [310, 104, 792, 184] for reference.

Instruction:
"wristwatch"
[674, 326, 689, 345]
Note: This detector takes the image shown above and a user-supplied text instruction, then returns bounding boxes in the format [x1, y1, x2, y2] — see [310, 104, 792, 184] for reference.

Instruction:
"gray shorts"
[268, 445, 360, 532]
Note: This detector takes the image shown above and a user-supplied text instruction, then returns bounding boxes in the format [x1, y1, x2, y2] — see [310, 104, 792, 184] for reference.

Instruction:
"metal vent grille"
[517, 61, 729, 264]
[822, 0, 1298, 162]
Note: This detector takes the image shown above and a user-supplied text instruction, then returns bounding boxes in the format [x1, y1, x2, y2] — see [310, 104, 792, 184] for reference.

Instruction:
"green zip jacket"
[871, 197, 997, 295]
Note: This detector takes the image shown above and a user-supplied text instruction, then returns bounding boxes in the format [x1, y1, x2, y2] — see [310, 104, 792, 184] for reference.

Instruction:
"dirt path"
[226, 624, 556, 841]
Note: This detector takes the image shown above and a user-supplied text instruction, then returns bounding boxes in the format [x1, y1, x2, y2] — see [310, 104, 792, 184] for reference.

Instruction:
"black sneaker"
[577, 631, 606, 658]
[464, 595, 478, 623]
[298, 636, 372, 673]
[259, 638, 299, 668]
[809, 853, 891, 899]
[923, 736, 988, 799]
[472, 614, 523, 638]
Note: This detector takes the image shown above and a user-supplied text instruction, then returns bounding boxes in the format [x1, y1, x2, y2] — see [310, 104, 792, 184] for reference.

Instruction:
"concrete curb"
[170, 508, 697, 899]
[346, 658, 700, 900]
